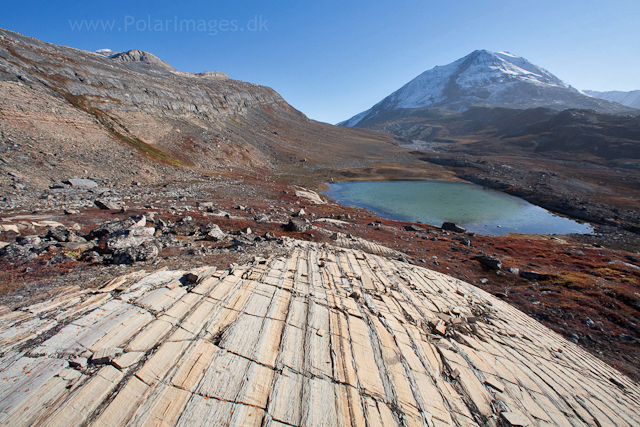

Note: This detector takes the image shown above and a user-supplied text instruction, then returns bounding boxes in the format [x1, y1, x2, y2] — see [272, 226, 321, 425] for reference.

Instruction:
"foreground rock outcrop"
[0, 239, 637, 426]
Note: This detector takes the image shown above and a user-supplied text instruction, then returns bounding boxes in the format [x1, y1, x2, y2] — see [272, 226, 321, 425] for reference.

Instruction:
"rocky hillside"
[0, 28, 416, 195]
[384, 107, 640, 161]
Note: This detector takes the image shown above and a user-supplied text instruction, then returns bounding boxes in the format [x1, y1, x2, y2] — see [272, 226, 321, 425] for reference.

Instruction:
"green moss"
[3, 47, 187, 168]
[60, 92, 187, 167]
[112, 132, 185, 167]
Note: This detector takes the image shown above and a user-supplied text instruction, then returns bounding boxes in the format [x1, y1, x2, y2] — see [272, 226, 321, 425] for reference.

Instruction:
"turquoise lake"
[324, 180, 593, 236]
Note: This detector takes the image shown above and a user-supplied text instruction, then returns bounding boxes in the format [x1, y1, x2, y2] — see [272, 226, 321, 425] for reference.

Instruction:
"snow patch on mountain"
[392, 50, 573, 110]
[339, 109, 370, 127]
[341, 49, 632, 128]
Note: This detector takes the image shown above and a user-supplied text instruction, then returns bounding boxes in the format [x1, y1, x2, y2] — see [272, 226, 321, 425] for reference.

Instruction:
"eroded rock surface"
[0, 239, 637, 426]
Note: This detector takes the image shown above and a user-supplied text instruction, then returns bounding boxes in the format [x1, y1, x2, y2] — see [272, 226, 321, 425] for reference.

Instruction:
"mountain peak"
[340, 50, 632, 127]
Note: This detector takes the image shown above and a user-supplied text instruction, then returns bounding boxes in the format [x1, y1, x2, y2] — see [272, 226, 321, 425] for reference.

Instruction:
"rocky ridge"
[0, 26, 413, 193]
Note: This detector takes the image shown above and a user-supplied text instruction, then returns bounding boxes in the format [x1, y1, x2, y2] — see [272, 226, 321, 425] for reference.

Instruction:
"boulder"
[17, 236, 41, 246]
[520, 270, 550, 281]
[0, 224, 20, 234]
[442, 222, 466, 233]
[103, 228, 156, 251]
[453, 235, 471, 246]
[88, 218, 136, 239]
[67, 178, 98, 188]
[582, 317, 597, 329]
[130, 215, 146, 227]
[474, 254, 502, 270]
[202, 224, 226, 241]
[94, 199, 119, 210]
[113, 241, 159, 264]
[196, 201, 215, 210]
[47, 226, 80, 243]
[254, 213, 270, 223]
[0, 244, 38, 261]
[171, 218, 199, 236]
[294, 189, 325, 204]
[80, 251, 103, 263]
[404, 225, 423, 232]
[284, 218, 310, 232]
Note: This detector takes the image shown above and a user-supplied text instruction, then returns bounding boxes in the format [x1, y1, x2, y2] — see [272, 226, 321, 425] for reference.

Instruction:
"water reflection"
[324, 181, 593, 236]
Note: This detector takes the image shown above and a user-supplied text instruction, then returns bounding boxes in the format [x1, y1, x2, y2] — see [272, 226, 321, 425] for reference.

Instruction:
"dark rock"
[474, 254, 502, 270]
[196, 201, 215, 210]
[453, 236, 471, 246]
[231, 235, 257, 248]
[520, 270, 550, 281]
[0, 244, 37, 261]
[284, 218, 310, 232]
[582, 317, 597, 329]
[17, 236, 41, 246]
[619, 334, 637, 343]
[69, 357, 88, 368]
[155, 218, 171, 233]
[263, 231, 277, 241]
[90, 348, 122, 365]
[47, 226, 76, 242]
[404, 225, 422, 232]
[51, 252, 74, 264]
[442, 222, 466, 233]
[94, 199, 118, 210]
[88, 218, 136, 239]
[171, 218, 199, 236]
[81, 251, 103, 263]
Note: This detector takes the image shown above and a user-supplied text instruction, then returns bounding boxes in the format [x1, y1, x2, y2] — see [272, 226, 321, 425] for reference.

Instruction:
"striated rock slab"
[0, 239, 638, 426]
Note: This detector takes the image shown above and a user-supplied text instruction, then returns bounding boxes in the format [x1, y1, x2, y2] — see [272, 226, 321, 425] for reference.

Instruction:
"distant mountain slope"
[585, 90, 640, 109]
[340, 50, 632, 128]
[0, 27, 410, 191]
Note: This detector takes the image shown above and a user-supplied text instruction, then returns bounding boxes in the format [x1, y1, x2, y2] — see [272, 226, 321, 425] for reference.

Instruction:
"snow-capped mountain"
[340, 50, 632, 128]
[584, 90, 640, 109]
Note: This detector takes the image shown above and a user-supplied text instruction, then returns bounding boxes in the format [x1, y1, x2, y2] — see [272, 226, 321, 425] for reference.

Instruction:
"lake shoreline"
[323, 180, 594, 237]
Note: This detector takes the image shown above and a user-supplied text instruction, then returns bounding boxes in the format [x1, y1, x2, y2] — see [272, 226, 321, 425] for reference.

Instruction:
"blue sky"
[1, 0, 639, 124]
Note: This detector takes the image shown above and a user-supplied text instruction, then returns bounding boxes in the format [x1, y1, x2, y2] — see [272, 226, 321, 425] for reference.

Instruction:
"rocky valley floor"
[1, 175, 639, 388]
